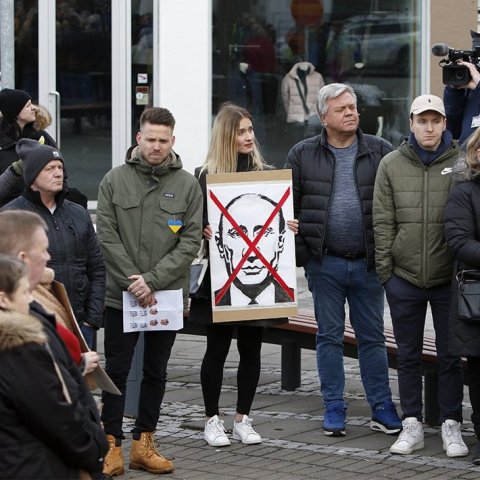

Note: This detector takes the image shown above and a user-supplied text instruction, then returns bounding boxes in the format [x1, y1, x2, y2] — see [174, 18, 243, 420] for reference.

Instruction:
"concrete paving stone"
[459, 470, 480, 478]
[365, 466, 414, 479]
[326, 455, 370, 470]
[257, 418, 319, 439]
[245, 446, 283, 457]
[410, 471, 462, 480]
[430, 474, 470, 480]
[354, 459, 396, 474]
[270, 448, 321, 463]
[318, 430, 396, 451]
[260, 395, 323, 414]
[292, 463, 328, 477]
[247, 394, 298, 410]
[163, 387, 206, 404]
[257, 372, 282, 385]
[255, 458, 298, 471]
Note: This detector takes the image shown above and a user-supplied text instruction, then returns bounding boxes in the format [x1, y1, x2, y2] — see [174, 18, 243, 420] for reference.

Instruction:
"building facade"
[0, 0, 477, 203]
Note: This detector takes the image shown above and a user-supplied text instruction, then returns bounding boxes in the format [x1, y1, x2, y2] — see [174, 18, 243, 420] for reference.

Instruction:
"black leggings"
[201, 323, 263, 417]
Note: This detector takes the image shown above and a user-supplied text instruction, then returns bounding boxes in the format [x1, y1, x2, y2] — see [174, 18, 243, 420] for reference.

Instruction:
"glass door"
[15, 0, 112, 201]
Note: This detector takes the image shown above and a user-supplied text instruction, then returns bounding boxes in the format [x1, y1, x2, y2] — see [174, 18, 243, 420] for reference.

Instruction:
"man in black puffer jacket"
[285, 83, 401, 438]
[1, 139, 105, 347]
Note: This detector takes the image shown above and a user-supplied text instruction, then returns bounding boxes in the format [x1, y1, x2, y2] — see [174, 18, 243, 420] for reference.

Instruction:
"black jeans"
[101, 307, 176, 439]
[385, 275, 463, 422]
[201, 324, 263, 418]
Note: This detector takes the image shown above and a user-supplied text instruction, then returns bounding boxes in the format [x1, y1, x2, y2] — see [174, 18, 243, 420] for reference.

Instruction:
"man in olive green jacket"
[96, 107, 203, 476]
[373, 95, 466, 458]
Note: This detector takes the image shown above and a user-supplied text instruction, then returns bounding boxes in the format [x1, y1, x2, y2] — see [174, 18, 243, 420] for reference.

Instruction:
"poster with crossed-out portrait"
[206, 169, 298, 323]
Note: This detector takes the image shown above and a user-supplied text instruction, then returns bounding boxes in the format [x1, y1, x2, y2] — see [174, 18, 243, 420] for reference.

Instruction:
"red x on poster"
[206, 170, 298, 323]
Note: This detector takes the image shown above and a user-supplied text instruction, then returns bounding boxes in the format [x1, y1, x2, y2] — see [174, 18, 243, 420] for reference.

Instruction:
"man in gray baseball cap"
[373, 94, 467, 458]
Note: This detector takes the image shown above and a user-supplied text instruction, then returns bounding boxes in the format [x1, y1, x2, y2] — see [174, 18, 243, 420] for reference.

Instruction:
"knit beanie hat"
[16, 138, 64, 186]
[0, 88, 31, 121]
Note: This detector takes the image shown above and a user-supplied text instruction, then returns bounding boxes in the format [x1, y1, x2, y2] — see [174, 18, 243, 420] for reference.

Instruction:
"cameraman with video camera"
[441, 31, 480, 145]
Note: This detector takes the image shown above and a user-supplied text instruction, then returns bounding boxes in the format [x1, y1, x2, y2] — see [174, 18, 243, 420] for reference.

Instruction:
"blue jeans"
[304, 255, 392, 410]
[384, 275, 463, 422]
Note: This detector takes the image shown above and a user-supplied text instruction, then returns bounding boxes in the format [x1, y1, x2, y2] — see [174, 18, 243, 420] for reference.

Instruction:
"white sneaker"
[204, 415, 231, 447]
[389, 417, 424, 455]
[233, 415, 262, 445]
[442, 419, 469, 457]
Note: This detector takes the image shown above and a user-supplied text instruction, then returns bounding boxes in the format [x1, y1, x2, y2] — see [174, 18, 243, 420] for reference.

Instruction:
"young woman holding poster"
[190, 102, 298, 448]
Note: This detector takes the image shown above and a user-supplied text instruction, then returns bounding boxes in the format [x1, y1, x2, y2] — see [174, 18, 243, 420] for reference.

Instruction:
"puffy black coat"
[0, 309, 108, 479]
[0, 119, 56, 205]
[285, 128, 393, 268]
[444, 176, 480, 356]
[2, 189, 106, 328]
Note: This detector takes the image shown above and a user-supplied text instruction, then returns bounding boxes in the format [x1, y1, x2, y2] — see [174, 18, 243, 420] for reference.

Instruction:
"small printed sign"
[122, 289, 184, 332]
[135, 86, 149, 105]
[137, 73, 148, 84]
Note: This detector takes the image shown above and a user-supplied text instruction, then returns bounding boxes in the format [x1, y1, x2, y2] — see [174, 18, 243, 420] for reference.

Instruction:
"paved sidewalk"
[96, 270, 476, 479]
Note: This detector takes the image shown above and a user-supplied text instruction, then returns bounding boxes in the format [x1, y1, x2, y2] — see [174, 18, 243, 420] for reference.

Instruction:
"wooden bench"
[182, 308, 463, 426]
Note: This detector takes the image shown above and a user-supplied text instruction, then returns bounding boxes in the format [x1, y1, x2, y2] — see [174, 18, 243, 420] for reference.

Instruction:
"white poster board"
[122, 289, 184, 332]
[207, 170, 298, 322]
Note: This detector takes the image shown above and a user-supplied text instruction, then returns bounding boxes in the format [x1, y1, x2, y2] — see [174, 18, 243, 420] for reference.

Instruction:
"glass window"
[131, 0, 153, 142]
[212, 1, 420, 168]
[14, 0, 112, 201]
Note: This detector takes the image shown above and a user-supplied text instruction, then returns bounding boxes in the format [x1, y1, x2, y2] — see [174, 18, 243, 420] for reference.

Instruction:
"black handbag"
[456, 269, 480, 323]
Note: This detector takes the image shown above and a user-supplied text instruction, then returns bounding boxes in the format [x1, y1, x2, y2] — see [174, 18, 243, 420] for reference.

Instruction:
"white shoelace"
[397, 423, 418, 442]
[444, 423, 462, 444]
[210, 418, 227, 436]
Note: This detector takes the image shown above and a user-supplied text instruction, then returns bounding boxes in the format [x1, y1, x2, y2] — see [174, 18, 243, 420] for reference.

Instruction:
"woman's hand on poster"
[287, 219, 299, 235]
[203, 225, 213, 240]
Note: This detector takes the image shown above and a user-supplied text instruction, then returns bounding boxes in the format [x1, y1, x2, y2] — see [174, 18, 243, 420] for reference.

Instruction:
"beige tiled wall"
[430, 0, 478, 96]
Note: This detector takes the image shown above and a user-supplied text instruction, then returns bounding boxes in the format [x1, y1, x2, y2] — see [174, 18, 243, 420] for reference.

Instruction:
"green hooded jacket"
[373, 138, 459, 288]
[96, 146, 203, 309]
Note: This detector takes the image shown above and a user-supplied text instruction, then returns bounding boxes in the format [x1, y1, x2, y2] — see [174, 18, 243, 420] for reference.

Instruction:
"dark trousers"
[201, 324, 262, 418]
[385, 275, 463, 422]
[101, 307, 176, 439]
[467, 356, 480, 437]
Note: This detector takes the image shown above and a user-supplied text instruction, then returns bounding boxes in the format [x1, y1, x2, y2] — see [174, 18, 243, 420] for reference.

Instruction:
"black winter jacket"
[285, 128, 393, 268]
[0, 119, 56, 205]
[2, 189, 106, 328]
[444, 176, 480, 356]
[0, 308, 108, 479]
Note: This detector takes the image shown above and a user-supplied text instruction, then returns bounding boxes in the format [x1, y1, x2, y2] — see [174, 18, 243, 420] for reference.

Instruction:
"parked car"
[337, 12, 419, 75]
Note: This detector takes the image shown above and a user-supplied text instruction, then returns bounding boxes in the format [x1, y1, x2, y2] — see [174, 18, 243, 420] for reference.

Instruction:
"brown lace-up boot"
[103, 434, 125, 477]
[129, 431, 174, 474]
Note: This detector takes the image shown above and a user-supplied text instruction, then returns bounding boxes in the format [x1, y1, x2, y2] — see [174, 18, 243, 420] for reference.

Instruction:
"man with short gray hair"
[285, 83, 401, 437]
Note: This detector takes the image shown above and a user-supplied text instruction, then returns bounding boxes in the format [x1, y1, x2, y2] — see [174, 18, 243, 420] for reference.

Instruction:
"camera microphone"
[431, 43, 451, 56]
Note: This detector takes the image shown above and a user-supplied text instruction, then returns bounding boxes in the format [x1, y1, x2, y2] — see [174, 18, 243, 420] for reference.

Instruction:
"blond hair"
[202, 103, 265, 174]
[465, 127, 480, 173]
[33, 104, 52, 131]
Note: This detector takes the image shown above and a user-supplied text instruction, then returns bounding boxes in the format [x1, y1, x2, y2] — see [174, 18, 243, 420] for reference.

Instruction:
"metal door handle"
[49, 90, 60, 148]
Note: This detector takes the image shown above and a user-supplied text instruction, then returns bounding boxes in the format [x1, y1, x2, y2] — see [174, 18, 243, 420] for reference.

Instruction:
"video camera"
[432, 41, 480, 87]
